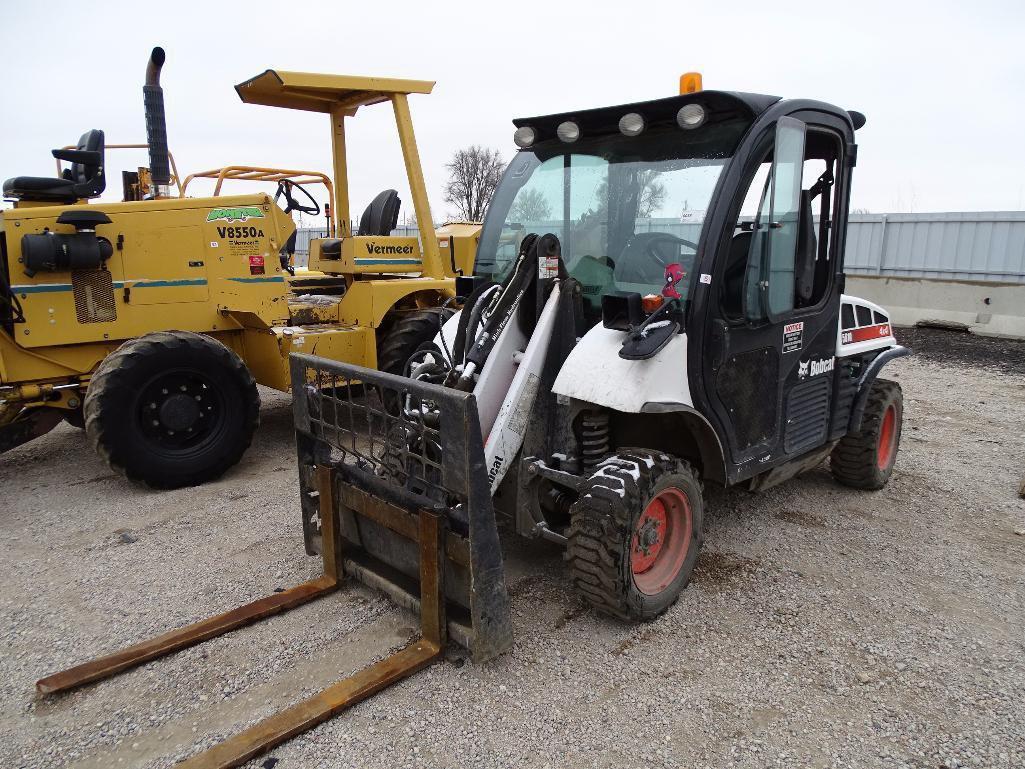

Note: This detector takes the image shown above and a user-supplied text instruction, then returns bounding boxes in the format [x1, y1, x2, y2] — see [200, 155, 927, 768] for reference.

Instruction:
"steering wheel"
[275, 180, 320, 216]
[636, 233, 699, 268]
[615, 232, 699, 285]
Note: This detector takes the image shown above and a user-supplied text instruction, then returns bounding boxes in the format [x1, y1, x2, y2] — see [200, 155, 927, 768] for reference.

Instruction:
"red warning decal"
[841, 323, 891, 345]
[248, 254, 266, 275]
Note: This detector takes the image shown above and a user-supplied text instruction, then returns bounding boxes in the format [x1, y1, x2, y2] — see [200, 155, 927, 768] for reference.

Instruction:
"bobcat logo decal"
[798, 357, 835, 379]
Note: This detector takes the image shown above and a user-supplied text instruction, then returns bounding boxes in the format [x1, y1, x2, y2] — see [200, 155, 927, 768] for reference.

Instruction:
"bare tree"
[636, 171, 666, 218]
[510, 188, 553, 223]
[589, 170, 667, 220]
[443, 146, 504, 222]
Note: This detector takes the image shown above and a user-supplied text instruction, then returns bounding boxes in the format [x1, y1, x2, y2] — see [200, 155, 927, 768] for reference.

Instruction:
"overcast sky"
[2, 0, 1023, 225]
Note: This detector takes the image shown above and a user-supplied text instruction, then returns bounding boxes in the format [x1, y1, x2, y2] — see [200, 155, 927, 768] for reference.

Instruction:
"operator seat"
[357, 189, 401, 236]
[721, 231, 753, 318]
[2, 129, 107, 204]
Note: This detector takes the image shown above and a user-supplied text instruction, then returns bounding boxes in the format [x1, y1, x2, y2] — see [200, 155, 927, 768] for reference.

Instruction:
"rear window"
[841, 304, 855, 330]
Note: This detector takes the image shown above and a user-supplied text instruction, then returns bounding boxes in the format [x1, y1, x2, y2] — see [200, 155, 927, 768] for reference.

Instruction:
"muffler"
[143, 46, 172, 198]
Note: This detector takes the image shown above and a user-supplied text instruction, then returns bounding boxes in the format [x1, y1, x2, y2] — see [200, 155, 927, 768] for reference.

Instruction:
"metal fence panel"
[845, 212, 1025, 283]
[294, 211, 1025, 284]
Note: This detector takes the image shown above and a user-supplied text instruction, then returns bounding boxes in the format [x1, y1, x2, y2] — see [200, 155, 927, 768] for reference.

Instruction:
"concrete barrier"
[846, 275, 1025, 339]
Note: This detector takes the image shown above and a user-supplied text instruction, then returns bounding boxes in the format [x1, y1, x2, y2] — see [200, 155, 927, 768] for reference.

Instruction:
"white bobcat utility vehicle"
[291, 76, 908, 657]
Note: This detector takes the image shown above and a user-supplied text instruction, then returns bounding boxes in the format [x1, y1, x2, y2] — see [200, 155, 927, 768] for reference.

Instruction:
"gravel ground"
[896, 326, 1025, 377]
[1, 333, 1023, 769]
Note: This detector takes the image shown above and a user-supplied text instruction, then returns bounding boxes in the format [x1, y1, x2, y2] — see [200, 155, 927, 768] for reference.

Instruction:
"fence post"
[875, 215, 888, 275]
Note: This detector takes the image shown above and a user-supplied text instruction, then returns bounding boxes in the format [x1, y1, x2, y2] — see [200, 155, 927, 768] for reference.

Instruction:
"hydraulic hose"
[453, 283, 500, 366]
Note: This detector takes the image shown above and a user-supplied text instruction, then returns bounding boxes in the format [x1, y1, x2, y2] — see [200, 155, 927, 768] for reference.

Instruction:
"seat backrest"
[721, 230, 753, 318]
[794, 190, 817, 305]
[70, 129, 105, 185]
[357, 189, 401, 237]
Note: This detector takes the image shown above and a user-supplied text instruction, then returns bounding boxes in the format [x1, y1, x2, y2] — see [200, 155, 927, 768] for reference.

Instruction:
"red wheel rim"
[877, 404, 897, 470]
[631, 487, 692, 596]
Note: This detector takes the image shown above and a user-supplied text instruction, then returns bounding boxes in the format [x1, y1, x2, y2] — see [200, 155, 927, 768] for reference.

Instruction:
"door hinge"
[846, 144, 858, 168]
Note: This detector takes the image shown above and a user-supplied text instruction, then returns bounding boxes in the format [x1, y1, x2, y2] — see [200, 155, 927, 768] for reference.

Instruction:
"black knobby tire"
[377, 309, 452, 376]
[84, 331, 260, 489]
[566, 450, 704, 621]
[830, 378, 903, 490]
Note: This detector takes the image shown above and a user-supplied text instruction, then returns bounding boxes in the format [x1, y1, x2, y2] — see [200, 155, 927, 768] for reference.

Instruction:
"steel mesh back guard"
[290, 353, 512, 662]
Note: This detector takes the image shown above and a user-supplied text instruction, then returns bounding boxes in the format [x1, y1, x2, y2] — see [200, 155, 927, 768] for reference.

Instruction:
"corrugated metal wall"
[845, 212, 1025, 283]
[294, 212, 1025, 285]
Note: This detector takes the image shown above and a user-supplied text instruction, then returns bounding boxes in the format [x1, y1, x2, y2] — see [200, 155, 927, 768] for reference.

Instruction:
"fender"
[638, 401, 728, 484]
[552, 326, 692, 412]
[848, 345, 911, 432]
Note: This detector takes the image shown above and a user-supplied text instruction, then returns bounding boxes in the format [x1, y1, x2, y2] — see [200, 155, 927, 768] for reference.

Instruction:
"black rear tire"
[830, 378, 903, 490]
[377, 309, 451, 376]
[84, 331, 260, 489]
[566, 450, 703, 621]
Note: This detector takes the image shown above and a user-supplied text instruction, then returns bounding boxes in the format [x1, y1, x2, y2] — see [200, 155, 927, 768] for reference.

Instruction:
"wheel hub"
[158, 394, 200, 431]
[138, 372, 219, 449]
[634, 517, 663, 558]
[631, 487, 694, 596]
[877, 404, 897, 470]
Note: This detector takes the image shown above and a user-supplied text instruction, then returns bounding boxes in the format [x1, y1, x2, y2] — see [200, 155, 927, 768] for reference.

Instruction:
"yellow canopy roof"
[235, 70, 435, 113]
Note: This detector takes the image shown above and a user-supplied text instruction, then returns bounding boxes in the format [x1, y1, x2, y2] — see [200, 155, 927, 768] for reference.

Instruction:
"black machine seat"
[2, 129, 106, 204]
[357, 189, 401, 236]
[721, 230, 753, 319]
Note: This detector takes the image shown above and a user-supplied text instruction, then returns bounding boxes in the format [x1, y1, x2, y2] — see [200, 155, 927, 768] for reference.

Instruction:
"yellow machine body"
[1, 70, 482, 415]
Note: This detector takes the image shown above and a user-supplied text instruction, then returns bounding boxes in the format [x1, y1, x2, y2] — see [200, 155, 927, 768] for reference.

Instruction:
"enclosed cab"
[291, 75, 909, 648]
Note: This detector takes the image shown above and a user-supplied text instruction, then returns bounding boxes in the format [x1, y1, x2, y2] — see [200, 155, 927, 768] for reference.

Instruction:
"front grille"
[72, 269, 117, 323]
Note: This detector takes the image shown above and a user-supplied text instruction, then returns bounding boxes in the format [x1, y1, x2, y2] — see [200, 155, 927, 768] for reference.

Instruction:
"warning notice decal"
[782, 321, 804, 354]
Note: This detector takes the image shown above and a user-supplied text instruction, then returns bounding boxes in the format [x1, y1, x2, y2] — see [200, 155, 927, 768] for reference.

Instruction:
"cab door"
[702, 115, 845, 479]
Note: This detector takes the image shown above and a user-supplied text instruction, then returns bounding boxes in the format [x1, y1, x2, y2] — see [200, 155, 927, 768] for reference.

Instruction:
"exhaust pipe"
[143, 47, 171, 198]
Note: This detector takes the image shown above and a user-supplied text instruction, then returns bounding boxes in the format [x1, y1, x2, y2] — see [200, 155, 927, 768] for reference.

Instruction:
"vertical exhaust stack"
[143, 47, 171, 198]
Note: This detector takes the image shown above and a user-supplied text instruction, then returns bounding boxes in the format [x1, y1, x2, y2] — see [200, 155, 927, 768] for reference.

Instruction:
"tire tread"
[84, 331, 259, 488]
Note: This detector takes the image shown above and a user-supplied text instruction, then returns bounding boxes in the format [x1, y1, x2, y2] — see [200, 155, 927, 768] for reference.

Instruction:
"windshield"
[476, 119, 749, 317]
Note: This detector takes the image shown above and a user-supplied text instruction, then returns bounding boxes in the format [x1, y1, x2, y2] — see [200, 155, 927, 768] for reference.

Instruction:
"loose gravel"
[1, 331, 1023, 769]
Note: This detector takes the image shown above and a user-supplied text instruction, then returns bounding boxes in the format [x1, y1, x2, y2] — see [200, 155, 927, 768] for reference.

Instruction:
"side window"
[743, 117, 805, 323]
[490, 156, 566, 277]
[797, 130, 841, 308]
[720, 153, 770, 320]
[723, 122, 842, 323]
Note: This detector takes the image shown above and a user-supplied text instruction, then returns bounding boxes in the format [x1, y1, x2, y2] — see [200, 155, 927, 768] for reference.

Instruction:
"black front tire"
[84, 331, 260, 489]
[377, 309, 451, 376]
[566, 450, 704, 621]
[830, 378, 903, 490]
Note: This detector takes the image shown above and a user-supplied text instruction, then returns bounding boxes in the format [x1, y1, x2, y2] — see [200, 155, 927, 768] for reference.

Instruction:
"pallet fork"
[37, 355, 513, 767]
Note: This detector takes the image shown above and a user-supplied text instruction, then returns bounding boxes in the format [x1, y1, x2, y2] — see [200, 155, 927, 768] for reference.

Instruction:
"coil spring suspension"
[579, 410, 610, 470]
